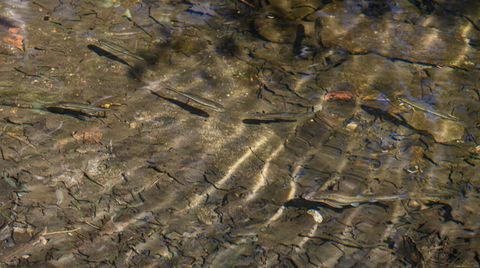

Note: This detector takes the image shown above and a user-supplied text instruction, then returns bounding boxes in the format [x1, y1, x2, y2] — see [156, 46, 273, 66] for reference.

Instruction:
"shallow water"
[0, 0, 479, 267]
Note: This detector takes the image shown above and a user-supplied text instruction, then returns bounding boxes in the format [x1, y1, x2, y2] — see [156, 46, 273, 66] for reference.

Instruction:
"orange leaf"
[3, 27, 24, 51]
[8, 27, 20, 34]
[324, 91, 354, 101]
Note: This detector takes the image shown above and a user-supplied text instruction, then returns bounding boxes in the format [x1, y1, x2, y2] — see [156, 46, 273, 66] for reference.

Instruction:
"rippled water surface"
[0, 0, 479, 267]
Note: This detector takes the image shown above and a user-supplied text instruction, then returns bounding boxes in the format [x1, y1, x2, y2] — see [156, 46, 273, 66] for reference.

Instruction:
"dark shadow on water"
[136, 51, 161, 66]
[127, 43, 173, 80]
[360, 105, 411, 128]
[127, 64, 146, 81]
[136, 43, 171, 66]
[362, 104, 436, 139]
[283, 198, 344, 212]
[242, 119, 297, 124]
[151, 91, 210, 118]
[440, 205, 464, 224]
[87, 45, 131, 67]
[360, 1, 392, 18]
[0, 17, 17, 29]
[216, 36, 240, 58]
[468, 39, 480, 48]
[408, 0, 435, 14]
[45, 107, 99, 121]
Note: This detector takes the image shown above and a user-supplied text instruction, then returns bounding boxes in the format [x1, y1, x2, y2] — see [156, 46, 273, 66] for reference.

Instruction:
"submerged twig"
[83, 221, 101, 230]
[4, 132, 36, 149]
[83, 172, 104, 188]
[238, 0, 255, 8]
[42, 227, 81, 236]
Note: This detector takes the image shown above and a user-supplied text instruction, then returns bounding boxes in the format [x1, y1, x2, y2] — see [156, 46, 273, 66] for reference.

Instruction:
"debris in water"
[324, 91, 354, 102]
[72, 128, 103, 144]
[307, 209, 323, 223]
[3, 27, 24, 51]
[41, 227, 81, 236]
[99, 102, 122, 109]
[345, 121, 358, 131]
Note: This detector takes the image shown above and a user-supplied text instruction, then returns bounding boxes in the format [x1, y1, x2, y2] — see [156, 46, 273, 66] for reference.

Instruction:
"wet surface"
[0, 0, 479, 267]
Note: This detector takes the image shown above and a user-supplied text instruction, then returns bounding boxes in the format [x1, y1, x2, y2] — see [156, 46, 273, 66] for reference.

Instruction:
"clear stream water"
[0, 0, 479, 267]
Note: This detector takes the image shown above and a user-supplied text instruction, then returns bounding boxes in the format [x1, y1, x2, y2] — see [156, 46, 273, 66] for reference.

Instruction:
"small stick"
[42, 227, 81, 236]
[146, 178, 159, 190]
[83, 172, 104, 188]
[83, 221, 101, 230]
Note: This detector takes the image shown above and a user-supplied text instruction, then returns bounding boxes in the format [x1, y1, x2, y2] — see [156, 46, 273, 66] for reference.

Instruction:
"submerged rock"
[317, 1, 480, 69]
[252, 0, 324, 43]
[403, 110, 464, 143]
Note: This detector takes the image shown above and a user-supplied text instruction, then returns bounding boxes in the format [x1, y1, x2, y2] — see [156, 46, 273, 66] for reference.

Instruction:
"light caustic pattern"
[1, 1, 479, 267]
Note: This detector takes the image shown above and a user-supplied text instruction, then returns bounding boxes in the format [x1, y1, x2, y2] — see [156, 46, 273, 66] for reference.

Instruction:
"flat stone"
[404, 111, 464, 143]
